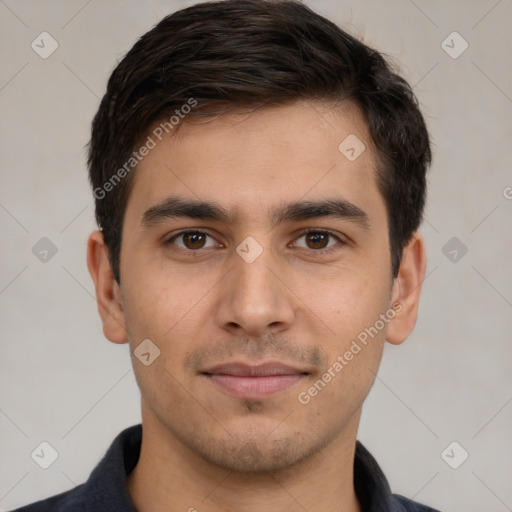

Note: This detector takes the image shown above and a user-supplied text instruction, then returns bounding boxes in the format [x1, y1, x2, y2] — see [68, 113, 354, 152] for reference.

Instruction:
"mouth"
[200, 362, 310, 400]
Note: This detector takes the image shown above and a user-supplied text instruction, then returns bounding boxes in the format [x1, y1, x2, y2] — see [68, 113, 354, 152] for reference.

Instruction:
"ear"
[86, 230, 128, 344]
[386, 232, 427, 345]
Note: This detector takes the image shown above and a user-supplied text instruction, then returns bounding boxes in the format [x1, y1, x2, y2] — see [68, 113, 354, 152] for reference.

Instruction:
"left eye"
[292, 231, 341, 251]
[167, 231, 219, 250]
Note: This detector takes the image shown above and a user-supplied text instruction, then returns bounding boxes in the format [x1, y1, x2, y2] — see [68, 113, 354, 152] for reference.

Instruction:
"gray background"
[1, 0, 511, 510]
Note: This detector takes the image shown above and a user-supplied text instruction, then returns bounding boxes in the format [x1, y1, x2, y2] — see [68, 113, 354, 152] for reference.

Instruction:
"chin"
[197, 436, 311, 473]
[175, 418, 339, 475]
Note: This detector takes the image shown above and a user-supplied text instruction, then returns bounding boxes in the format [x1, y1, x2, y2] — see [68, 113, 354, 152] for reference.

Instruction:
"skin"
[87, 100, 426, 512]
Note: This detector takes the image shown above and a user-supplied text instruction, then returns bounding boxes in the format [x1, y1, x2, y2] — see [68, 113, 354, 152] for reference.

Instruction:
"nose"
[215, 245, 295, 338]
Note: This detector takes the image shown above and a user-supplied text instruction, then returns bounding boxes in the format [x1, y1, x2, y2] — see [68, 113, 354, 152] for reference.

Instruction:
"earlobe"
[386, 232, 427, 345]
[86, 230, 128, 344]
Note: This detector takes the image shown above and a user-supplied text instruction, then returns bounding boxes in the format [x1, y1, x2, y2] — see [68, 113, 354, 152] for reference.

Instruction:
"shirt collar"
[79, 424, 404, 512]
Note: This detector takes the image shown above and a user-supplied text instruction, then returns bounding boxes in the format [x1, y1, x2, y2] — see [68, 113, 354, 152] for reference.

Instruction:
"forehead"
[124, 100, 383, 226]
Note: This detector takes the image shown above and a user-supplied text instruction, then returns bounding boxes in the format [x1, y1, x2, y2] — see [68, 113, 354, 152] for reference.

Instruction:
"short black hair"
[88, 0, 431, 284]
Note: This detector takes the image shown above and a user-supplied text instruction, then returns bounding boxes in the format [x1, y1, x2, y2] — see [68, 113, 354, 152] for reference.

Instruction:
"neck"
[127, 403, 363, 512]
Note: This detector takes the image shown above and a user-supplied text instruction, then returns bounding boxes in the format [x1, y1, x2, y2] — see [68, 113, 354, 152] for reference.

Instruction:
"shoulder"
[8, 424, 141, 512]
[8, 486, 84, 512]
[392, 493, 443, 512]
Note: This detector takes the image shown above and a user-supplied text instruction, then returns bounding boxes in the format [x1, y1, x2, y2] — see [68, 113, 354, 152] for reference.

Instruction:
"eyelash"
[164, 229, 346, 255]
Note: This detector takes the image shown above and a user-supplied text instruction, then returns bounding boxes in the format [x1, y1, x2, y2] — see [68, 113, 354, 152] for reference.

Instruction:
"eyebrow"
[141, 196, 232, 226]
[271, 199, 370, 229]
[141, 195, 371, 229]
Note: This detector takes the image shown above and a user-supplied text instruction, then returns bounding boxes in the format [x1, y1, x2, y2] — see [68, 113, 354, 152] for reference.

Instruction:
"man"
[13, 0, 440, 510]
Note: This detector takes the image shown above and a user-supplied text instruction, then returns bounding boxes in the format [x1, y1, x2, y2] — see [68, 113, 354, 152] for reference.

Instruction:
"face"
[100, 101, 406, 473]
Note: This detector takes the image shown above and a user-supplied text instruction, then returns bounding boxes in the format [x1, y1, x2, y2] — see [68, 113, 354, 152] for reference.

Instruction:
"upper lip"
[201, 361, 309, 377]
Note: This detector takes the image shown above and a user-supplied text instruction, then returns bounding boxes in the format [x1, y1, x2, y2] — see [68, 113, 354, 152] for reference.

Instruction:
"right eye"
[165, 230, 221, 251]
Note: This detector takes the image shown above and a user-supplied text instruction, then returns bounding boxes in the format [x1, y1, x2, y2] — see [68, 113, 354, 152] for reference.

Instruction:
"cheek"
[297, 266, 391, 343]
[121, 270, 192, 344]
[295, 268, 391, 409]
[296, 284, 389, 418]
[122, 268, 220, 383]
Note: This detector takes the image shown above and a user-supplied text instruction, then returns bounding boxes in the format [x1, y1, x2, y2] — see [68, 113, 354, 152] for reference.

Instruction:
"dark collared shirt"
[12, 424, 441, 512]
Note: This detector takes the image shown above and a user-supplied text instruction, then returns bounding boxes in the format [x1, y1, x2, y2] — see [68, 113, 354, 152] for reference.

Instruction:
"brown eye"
[292, 230, 342, 252]
[182, 232, 207, 249]
[167, 231, 218, 250]
[305, 232, 329, 249]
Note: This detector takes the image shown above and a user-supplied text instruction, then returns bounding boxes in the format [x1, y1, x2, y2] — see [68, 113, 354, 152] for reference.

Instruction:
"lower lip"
[203, 374, 306, 399]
